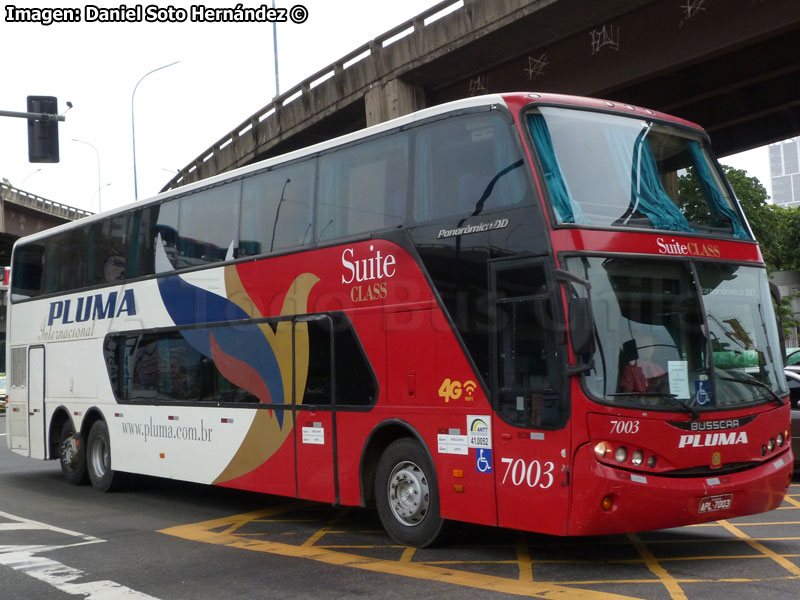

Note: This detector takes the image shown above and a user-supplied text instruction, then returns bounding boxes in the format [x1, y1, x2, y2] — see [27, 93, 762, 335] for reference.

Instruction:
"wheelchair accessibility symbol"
[476, 448, 493, 474]
[695, 379, 711, 406]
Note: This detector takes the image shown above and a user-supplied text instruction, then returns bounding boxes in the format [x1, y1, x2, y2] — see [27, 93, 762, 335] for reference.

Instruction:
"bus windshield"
[528, 107, 750, 239]
[565, 257, 788, 412]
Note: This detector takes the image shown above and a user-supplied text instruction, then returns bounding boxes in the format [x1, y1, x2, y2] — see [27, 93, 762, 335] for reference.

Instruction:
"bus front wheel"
[86, 420, 127, 492]
[59, 421, 88, 485]
[375, 438, 446, 548]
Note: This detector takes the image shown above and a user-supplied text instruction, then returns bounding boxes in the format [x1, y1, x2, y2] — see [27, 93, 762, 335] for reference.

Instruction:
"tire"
[374, 438, 446, 548]
[86, 420, 128, 492]
[59, 420, 88, 485]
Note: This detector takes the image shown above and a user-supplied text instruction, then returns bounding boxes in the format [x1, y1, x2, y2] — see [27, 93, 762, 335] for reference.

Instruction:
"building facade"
[769, 137, 800, 208]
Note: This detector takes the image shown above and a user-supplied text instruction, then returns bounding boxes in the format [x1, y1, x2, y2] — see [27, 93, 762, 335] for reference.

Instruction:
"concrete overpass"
[0, 183, 91, 353]
[163, 0, 800, 192]
[0, 182, 92, 265]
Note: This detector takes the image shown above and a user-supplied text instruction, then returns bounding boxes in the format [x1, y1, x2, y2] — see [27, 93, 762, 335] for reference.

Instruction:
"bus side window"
[240, 160, 316, 256]
[177, 183, 241, 267]
[413, 113, 528, 222]
[88, 213, 129, 284]
[11, 242, 45, 299]
[43, 228, 88, 293]
[128, 206, 159, 278]
[299, 315, 376, 407]
[316, 133, 408, 242]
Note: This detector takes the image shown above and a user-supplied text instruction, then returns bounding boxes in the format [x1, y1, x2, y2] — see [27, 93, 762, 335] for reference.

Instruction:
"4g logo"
[438, 378, 477, 403]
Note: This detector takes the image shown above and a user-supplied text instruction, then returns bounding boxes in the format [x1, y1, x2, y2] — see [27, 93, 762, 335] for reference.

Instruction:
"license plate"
[698, 493, 733, 514]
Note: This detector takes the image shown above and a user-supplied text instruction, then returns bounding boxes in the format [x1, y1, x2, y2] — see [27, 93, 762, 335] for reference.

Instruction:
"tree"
[678, 165, 800, 271]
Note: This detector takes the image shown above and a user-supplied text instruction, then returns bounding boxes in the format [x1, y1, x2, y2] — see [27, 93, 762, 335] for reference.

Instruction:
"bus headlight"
[631, 450, 644, 466]
[594, 441, 609, 459]
[615, 446, 628, 463]
[777, 433, 785, 447]
[768, 438, 775, 452]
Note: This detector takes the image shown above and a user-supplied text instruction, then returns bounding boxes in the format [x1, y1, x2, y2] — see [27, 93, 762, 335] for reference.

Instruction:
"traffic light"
[27, 95, 59, 163]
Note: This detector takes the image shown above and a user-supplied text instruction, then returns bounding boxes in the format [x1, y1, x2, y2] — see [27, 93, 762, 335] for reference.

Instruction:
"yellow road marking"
[516, 533, 533, 582]
[536, 576, 800, 585]
[158, 494, 800, 598]
[400, 547, 416, 562]
[626, 532, 687, 600]
[302, 509, 350, 547]
[717, 519, 800, 576]
[783, 495, 800, 508]
[161, 514, 640, 600]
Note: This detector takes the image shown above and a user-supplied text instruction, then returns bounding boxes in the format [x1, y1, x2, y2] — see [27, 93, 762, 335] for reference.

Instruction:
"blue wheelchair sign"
[695, 379, 711, 406]
[476, 448, 493, 474]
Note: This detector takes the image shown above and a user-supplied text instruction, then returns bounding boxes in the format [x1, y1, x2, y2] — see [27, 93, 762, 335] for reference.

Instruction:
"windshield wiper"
[718, 374, 784, 407]
[609, 392, 700, 420]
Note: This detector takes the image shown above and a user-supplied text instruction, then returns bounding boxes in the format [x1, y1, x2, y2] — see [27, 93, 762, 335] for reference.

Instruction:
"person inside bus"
[618, 336, 667, 393]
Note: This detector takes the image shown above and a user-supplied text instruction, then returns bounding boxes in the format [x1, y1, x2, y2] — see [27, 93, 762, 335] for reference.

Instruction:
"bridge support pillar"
[365, 79, 426, 127]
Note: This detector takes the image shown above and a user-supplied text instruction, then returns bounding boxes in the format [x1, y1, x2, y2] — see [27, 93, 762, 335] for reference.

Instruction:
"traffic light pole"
[2, 96, 65, 163]
[0, 109, 65, 122]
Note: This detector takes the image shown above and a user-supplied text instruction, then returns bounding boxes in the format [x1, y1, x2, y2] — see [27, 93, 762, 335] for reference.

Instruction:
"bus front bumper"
[567, 444, 793, 536]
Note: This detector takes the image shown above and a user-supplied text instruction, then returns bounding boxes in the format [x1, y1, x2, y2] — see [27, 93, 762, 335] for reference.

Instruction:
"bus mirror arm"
[552, 269, 591, 291]
[564, 360, 595, 376]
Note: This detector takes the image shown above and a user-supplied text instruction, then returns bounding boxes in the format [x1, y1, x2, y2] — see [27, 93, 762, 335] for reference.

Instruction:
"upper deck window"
[528, 108, 750, 239]
[316, 134, 408, 242]
[412, 113, 529, 222]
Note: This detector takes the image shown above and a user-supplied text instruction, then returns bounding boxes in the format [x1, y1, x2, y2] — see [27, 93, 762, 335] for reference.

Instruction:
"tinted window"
[43, 228, 88, 293]
[240, 160, 315, 256]
[179, 184, 240, 266]
[106, 330, 259, 404]
[300, 315, 376, 407]
[317, 134, 408, 242]
[106, 314, 375, 407]
[128, 205, 159, 278]
[787, 374, 800, 409]
[11, 242, 45, 299]
[155, 198, 180, 267]
[413, 113, 528, 222]
[152, 183, 241, 270]
[87, 213, 129, 284]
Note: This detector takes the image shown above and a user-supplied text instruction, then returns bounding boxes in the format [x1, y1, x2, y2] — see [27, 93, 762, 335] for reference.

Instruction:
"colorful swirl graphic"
[155, 260, 319, 483]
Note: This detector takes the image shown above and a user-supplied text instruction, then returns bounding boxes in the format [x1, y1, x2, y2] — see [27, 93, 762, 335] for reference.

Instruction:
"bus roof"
[13, 92, 702, 246]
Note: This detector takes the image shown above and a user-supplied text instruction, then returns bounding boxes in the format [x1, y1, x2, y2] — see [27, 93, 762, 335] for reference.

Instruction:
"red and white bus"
[6, 93, 792, 547]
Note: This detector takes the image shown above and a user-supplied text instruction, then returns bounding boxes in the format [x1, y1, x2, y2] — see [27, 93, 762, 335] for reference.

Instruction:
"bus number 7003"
[500, 458, 555, 488]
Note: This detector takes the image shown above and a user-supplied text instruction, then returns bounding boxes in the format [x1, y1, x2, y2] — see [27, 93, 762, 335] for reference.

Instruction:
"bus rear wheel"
[59, 421, 88, 485]
[86, 420, 127, 492]
[375, 438, 446, 548]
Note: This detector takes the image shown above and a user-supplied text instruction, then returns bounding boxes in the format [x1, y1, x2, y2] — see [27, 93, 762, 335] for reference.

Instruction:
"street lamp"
[131, 60, 179, 201]
[21, 168, 42, 189]
[91, 183, 112, 212]
[72, 138, 102, 212]
[272, 0, 280, 96]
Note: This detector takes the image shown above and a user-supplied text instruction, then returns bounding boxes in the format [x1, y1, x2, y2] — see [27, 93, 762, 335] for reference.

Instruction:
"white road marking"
[0, 511, 160, 599]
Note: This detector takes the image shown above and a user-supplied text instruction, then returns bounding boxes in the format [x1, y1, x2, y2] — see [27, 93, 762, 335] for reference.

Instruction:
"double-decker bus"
[6, 93, 793, 547]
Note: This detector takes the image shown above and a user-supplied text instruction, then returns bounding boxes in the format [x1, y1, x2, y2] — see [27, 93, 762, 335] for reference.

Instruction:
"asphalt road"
[1, 413, 799, 600]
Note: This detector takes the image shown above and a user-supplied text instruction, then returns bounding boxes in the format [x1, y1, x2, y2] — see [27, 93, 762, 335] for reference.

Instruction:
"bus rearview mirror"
[568, 297, 595, 360]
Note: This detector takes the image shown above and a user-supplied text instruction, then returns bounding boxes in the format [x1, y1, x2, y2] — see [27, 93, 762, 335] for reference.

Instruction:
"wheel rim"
[60, 435, 78, 470]
[89, 436, 109, 478]
[386, 460, 430, 527]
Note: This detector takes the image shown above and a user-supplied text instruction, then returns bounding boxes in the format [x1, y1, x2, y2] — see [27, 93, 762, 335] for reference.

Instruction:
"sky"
[0, 0, 774, 215]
